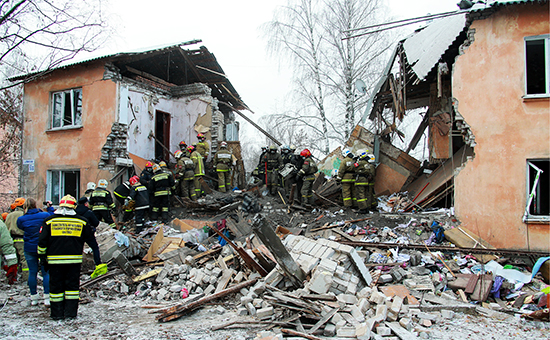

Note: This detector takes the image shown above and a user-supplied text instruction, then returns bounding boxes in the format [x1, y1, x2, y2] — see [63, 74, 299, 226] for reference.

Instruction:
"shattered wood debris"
[66, 189, 549, 339]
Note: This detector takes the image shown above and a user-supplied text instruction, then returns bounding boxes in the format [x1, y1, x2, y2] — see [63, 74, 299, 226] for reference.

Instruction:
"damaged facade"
[11, 41, 247, 202]
[362, 1, 549, 252]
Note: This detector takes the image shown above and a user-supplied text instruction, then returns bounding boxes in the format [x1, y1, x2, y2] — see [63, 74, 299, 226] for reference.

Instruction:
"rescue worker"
[296, 149, 318, 208]
[337, 149, 356, 209]
[75, 197, 101, 267]
[189, 145, 205, 198]
[16, 198, 52, 306]
[38, 195, 93, 320]
[5, 197, 28, 281]
[354, 150, 375, 213]
[1, 217, 18, 285]
[113, 179, 133, 222]
[148, 163, 175, 223]
[140, 161, 154, 186]
[196, 133, 210, 161]
[129, 175, 149, 233]
[84, 182, 96, 198]
[89, 179, 117, 229]
[366, 153, 377, 211]
[252, 145, 268, 184]
[179, 141, 187, 152]
[214, 141, 233, 192]
[175, 150, 196, 200]
[262, 145, 283, 195]
[281, 145, 301, 196]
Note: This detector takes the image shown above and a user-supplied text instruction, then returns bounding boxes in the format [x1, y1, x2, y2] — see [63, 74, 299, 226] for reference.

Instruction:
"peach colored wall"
[21, 62, 117, 201]
[453, 5, 549, 251]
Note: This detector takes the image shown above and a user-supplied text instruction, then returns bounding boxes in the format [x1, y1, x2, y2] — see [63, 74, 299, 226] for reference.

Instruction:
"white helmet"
[174, 150, 183, 159]
[86, 182, 96, 190]
[97, 179, 108, 189]
[342, 149, 352, 158]
[220, 141, 228, 148]
[367, 153, 376, 163]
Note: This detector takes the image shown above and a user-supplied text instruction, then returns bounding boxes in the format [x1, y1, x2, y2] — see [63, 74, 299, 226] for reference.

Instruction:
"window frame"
[524, 34, 550, 99]
[49, 88, 83, 130]
[523, 159, 549, 223]
[46, 169, 80, 204]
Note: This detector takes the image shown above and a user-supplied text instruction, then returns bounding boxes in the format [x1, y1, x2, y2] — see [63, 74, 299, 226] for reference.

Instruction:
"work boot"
[44, 293, 50, 307]
[30, 294, 39, 306]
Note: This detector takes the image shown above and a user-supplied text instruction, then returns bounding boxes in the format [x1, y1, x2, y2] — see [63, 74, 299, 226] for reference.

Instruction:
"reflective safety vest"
[89, 188, 116, 211]
[38, 214, 93, 264]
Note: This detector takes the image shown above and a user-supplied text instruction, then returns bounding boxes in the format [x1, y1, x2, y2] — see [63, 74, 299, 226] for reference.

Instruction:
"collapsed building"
[10, 40, 247, 203]
[319, 0, 549, 252]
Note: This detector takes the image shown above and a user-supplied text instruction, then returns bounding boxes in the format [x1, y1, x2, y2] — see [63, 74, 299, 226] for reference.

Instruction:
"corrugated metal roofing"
[402, 14, 467, 81]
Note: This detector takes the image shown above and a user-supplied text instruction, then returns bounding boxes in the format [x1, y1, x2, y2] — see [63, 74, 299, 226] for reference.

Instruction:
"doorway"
[155, 110, 171, 162]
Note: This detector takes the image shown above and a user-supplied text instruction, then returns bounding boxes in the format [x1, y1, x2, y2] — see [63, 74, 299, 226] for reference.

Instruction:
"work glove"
[91, 264, 108, 279]
[124, 198, 130, 206]
[39, 255, 49, 272]
[5, 264, 17, 284]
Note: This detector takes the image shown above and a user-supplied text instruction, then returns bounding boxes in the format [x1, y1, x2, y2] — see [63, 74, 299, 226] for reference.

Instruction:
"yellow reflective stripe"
[13, 238, 24, 242]
[342, 179, 355, 182]
[109, 203, 115, 209]
[65, 291, 79, 300]
[356, 182, 368, 185]
[92, 206, 108, 210]
[37, 247, 46, 254]
[47, 255, 83, 264]
[357, 198, 367, 202]
[114, 192, 125, 198]
[216, 169, 229, 172]
[154, 191, 169, 196]
[343, 197, 352, 201]
[22, 268, 29, 272]
[50, 293, 64, 302]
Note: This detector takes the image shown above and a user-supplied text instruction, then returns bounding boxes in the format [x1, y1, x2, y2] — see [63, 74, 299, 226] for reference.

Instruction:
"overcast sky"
[98, 0, 460, 147]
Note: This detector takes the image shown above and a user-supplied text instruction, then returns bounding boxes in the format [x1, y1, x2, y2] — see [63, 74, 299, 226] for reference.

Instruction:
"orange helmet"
[14, 197, 25, 207]
[1, 212, 7, 221]
[300, 149, 311, 158]
[145, 161, 153, 168]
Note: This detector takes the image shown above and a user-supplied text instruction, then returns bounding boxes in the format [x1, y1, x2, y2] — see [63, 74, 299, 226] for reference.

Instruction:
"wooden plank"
[444, 227, 497, 263]
[215, 269, 234, 293]
[308, 307, 339, 334]
[199, 176, 213, 194]
[133, 268, 163, 283]
[281, 328, 322, 340]
[464, 275, 479, 294]
[471, 274, 493, 302]
[458, 289, 468, 303]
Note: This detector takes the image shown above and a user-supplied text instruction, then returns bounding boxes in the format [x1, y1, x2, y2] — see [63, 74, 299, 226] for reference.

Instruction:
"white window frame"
[523, 160, 549, 222]
[50, 88, 83, 130]
[46, 170, 80, 204]
[524, 34, 550, 98]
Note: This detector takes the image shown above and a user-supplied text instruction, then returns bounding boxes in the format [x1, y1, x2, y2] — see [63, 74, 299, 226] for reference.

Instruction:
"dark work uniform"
[261, 151, 283, 195]
[129, 183, 149, 232]
[148, 170, 175, 223]
[355, 159, 375, 211]
[89, 188, 116, 228]
[38, 212, 93, 320]
[298, 156, 318, 206]
[75, 204, 101, 265]
[113, 181, 133, 222]
[339, 156, 356, 207]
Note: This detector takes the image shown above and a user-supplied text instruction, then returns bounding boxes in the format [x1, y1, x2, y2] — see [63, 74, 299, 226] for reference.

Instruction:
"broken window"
[51, 88, 83, 128]
[524, 159, 549, 222]
[525, 35, 550, 96]
[46, 170, 80, 204]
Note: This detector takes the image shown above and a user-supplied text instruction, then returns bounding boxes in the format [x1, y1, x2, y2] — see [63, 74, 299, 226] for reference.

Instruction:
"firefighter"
[337, 149, 356, 209]
[113, 179, 133, 222]
[366, 153, 377, 211]
[129, 175, 149, 233]
[175, 150, 196, 200]
[148, 163, 175, 223]
[179, 140, 187, 152]
[214, 141, 233, 192]
[5, 197, 28, 281]
[1, 218, 18, 285]
[261, 145, 283, 195]
[38, 195, 93, 320]
[140, 161, 154, 186]
[296, 149, 318, 207]
[252, 145, 268, 184]
[189, 145, 205, 198]
[84, 182, 95, 198]
[354, 150, 375, 213]
[89, 179, 116, 229]
[196, 133, 210, 161]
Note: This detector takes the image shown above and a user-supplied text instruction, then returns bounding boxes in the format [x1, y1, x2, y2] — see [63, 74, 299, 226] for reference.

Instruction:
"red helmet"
[197, 133, 205, 141]
[179, 141, 187, 147]
[187, 145, 195, 153]
[300, 149, 311, 158]
[129, 175, 140, 186]
[145, 161, 153, 168]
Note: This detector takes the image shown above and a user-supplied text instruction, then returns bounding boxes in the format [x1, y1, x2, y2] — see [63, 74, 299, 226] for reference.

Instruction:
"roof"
[402, 14, 467, 81]
[471, 0, 547, 12]
[9, 40, 247, 110]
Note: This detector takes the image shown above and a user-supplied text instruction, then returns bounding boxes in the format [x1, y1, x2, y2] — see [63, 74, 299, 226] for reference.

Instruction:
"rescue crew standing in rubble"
[196, 133, 210, 161]
[84, 182, 95, 198]
[89, 179, 117, 229]
[38, 195, 93, 320]
[214, 141, 233, 192]
[189, 144, 205, 198]
[297, 149, 318, 208]
[252, 145, 268, 184]
[262, 145, 283, 195]
[5, 197, 28, 281]
[175, 150, 196, 200]
[148, 163, 175, 223]
[113, 179, 133, 222]
[75, 197, 101, 267]
[0, 217, 18, 285]
[129, 175, 149, 233]
[354, 150, 375, 213]
[338, 149, 357, 209]
[16, 198, 52, 306]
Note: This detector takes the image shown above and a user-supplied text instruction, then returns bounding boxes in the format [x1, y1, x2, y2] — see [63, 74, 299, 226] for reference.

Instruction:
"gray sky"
[94, 0, 460, 148]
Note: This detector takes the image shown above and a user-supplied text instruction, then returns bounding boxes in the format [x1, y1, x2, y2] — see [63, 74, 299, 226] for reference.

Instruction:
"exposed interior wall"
[21, 62, 117, 200]
[453, 4, 550, 251]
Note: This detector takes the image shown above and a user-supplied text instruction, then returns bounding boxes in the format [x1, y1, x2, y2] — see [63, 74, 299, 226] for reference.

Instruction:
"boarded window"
[525, 36, 549, 95]
[51, 88, 82, 128]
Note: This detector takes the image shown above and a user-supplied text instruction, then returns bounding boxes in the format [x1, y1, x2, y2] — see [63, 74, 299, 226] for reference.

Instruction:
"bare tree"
[263, 0, 390, 154]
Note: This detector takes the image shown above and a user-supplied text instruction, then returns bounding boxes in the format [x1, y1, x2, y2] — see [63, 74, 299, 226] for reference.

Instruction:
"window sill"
[522, 94, 550, 101]
[46, 125, 83, 132]
[524, 217, 550, 224]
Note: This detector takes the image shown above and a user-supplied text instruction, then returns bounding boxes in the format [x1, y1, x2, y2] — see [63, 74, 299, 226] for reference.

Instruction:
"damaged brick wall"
[99, 123, 129, 171]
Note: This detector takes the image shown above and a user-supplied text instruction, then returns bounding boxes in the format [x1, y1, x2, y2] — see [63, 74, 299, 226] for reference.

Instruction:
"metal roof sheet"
[402, 14, 467, 81]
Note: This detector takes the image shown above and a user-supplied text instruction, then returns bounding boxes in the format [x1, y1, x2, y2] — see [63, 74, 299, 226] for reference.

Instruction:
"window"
[46, 170, 80, 204]
[51, 88, 82, 129]
[523, 160, 549, 222]
[525, 35, 550, 96]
